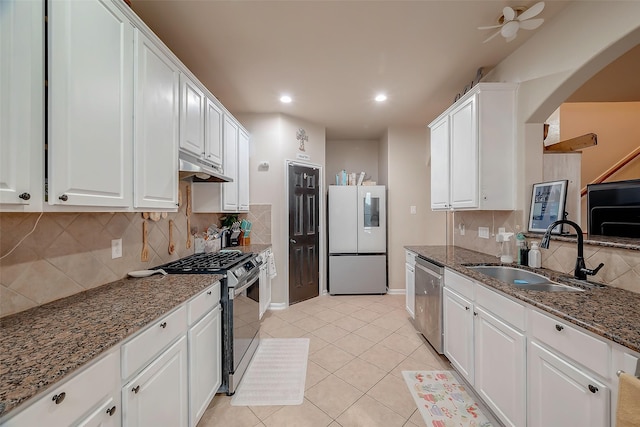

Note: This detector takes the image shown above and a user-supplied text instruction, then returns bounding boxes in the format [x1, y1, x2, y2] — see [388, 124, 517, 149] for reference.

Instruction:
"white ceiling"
[130, 1, 635, 140]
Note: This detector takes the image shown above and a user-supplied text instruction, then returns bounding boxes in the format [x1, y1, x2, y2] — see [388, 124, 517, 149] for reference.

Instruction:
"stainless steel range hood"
[179, 151, 233, 183]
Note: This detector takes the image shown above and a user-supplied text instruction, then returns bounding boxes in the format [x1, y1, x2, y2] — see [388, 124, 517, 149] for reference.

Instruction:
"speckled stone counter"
[405, 245, 640, 354]
[232, 243, 272, 254]
[0, 273, 222, 419]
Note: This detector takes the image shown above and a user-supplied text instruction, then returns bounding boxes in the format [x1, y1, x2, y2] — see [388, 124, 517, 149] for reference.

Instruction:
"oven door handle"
[231, 271, 260, 298]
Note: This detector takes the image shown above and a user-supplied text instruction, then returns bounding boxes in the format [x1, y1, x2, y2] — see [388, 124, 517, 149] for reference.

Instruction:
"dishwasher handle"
[415, 258, 443, 280]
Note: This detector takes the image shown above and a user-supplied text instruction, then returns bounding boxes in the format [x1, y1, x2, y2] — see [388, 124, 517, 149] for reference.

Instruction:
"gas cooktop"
[155, 251, 253, 274]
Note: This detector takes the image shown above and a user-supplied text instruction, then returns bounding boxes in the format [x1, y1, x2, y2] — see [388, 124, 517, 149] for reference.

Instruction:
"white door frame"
[284, 159, 325, 307]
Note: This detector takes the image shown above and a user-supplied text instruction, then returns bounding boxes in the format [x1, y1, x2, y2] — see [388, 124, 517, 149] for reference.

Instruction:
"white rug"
[231, 338, 309, 406]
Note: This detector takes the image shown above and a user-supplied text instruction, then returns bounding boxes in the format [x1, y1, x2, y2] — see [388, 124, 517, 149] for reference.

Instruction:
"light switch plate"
[410, 206, 417, 214]
[111, 238, 122, 259]
[479, 227, 490, 239]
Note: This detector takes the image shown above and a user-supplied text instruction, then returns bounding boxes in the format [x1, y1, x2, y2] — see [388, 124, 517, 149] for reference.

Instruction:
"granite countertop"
[232, 243, 272, 254]
[405, 245, 640, 354]
[0, 273, 222, 419]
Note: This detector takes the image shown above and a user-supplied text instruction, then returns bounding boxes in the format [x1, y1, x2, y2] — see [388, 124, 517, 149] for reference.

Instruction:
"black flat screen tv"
[587, 179, 640, 238]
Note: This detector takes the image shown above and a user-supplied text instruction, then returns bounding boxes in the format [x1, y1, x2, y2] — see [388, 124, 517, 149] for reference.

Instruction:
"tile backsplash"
[0, 182, 272, 318]
[452, 210, 640, 294]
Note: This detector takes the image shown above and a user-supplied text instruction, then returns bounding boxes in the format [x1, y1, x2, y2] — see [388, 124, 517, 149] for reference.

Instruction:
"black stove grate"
[155, 251, 252, 273]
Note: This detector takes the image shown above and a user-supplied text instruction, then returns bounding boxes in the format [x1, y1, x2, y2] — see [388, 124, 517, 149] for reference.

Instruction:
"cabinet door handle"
[160, 322, 167, 328]
[58, 194, 68, 202]
[465, 306, 470, 311]
[207, 291, 212, 295]
[19, 192, 31, 200]
[132, 385, 140, 394]
[52, 392, 66, 404]
[588, 384, 598, 394]
[555, 324, 564, 332]
[106, 406, 117, 416]
[473, 312, 478, 316]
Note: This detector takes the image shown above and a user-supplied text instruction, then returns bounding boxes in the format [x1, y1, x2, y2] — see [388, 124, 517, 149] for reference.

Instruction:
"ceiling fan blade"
[477, 24, 503, 30]
[483, 29, 502, 43]
[502, 6, 516, 22]
[519, 18, 544, 30]
[518, 1, 545, 21]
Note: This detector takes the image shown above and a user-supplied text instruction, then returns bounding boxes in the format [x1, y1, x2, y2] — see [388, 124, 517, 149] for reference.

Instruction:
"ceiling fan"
[479, 2, 545, 43]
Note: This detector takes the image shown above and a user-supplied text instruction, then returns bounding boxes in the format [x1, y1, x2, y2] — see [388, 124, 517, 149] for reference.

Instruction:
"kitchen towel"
[267, 252, 277, 279]
[616, 372, 640, 427]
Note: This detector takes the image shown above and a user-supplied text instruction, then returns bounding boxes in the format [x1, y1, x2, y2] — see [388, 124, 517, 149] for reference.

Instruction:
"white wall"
[383, 127, 446, 291]
[485, 1, 640, 226]
[237, 113, 326, 305]
[325, 139, 379, 189]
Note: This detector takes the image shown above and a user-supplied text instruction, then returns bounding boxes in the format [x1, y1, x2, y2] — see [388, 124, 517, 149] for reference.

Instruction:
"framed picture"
[528, 180, 568, 234]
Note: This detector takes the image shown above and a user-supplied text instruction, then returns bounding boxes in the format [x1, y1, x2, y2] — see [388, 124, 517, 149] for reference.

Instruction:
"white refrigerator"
[328, 185, 387, 294]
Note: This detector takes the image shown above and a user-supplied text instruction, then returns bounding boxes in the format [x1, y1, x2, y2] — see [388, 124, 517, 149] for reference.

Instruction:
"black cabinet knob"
[106, 406, 117, 416]
[19, 192, 31, 200]
[207, 291, 212, 295]
[588, 384, 598, 393]
[465, 306, 470, 311]
[160, 322, 167, 328]
[58, 194, 68, 202]
[555, 324, 564, 332]
[52, 392, 66, 404]
[132, 385, 140, 394]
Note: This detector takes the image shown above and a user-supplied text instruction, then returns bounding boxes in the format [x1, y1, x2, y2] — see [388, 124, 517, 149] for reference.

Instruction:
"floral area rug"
[402, 370, 494, 427]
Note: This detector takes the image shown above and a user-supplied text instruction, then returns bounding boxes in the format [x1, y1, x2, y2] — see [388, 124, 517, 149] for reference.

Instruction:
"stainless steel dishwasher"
[414, 256, 444, 354]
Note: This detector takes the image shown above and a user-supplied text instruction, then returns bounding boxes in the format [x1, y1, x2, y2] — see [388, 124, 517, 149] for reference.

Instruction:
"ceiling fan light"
[501, 21, 520, 38]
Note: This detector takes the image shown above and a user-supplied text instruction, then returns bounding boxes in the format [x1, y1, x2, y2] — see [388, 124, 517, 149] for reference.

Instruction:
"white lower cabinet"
[443, 287, 474, 384]
[474, 306, 526, 427]
[188, 307, 222, 427]
[76, 396, 120, 427]
[3, 350, 121, 427]
[259, 248, 272, 319]
[405, 250, 416, 319]
[528, 341, 609, 427]
[123, 336, 189, 427]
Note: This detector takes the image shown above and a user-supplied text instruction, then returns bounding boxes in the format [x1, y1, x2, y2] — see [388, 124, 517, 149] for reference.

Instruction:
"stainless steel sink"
[467, 265, 584, 292]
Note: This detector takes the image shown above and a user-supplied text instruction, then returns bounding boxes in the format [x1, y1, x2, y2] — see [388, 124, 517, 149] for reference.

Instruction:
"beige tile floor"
[197, 294, 454, 427]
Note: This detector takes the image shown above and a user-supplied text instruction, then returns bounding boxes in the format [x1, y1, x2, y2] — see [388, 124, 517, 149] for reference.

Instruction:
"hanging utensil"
[168, 220, 176, 254]
[161, 212, 168, 219]
[186, 217, 192, 249]
[142, 212, 150, 220]
[186, 184, 192, 217]
[141, 221, 149, 262]
[149, 212, 161, 221]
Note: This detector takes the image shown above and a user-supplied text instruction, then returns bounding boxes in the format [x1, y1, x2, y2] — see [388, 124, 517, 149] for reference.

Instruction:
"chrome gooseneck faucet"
[540, 219, 604, 280]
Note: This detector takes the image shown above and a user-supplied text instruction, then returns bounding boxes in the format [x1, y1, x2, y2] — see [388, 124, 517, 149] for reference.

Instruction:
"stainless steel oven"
[227, 266, 260, 393]
[154, 250, 262, 395]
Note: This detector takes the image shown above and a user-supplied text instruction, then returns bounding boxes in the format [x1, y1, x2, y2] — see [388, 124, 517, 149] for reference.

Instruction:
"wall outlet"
[479, 227, 490, 239]
[111, 238, 122, 259]
[459, 223, 465, 235]
[410, 205, 417, 214]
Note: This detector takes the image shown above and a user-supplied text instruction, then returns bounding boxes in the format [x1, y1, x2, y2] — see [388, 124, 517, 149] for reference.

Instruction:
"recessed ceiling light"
[375, 93, 387, 102]
[280, 95, 292, 103]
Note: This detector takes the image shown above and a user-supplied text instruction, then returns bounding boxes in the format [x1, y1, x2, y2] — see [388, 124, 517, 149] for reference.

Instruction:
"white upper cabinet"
[179, 74, 206, 158]
[134, 30, 179, 210]
[0, 0, 44, 210]
[205, 98, 224, 170]
[222, 116, 239, 211]
[48, 0, 134, 208]
[429, 116, 449, 210]
[429, 83, 517, 210]
[237, 129, 250, 211]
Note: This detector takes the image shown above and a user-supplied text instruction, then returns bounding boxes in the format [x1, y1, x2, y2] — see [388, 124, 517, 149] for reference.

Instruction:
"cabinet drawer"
[4, 350, 119, 427]
[475, 284, 525, 331]
[405, 250, 416, 265]
[530, 309, 610, 378]
[122, 306, 187, 379]
[445, 269, 474, 300]
[187, 282, 220, 325]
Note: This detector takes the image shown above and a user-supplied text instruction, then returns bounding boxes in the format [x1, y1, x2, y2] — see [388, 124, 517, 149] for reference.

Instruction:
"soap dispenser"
[496, 230, 515, 263]
[528, 242, 541, 268]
